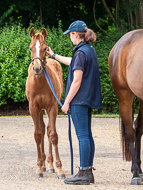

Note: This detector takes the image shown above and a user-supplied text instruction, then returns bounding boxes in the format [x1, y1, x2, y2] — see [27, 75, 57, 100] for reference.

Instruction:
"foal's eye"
[44, 48, 46, 51]
[30, 47, 32, 51]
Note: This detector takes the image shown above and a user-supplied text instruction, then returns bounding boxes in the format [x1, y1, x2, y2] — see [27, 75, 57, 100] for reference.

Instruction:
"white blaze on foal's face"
[35, 40, 40, 65]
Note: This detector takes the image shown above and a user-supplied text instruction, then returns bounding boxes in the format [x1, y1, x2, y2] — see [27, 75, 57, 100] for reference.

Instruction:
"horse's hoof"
[58, 174, 65, 179]
[47, 168, 55, 173]
[130, 177, 142, 185]
[42, 167, 46, 172]
[139, 174, 143, 181]
[35, 173, 43, 178]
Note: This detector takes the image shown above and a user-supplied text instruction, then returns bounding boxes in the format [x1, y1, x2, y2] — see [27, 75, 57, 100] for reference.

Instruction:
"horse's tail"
[119, 117, 131, 161]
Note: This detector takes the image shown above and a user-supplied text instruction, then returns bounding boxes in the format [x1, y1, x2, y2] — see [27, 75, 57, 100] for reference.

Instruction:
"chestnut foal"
[26, 27, 65, 179]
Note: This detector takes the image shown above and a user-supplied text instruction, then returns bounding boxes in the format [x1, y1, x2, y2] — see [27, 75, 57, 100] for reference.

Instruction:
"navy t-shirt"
[72, 51, 87, 72]
[65, 41, 102, 109]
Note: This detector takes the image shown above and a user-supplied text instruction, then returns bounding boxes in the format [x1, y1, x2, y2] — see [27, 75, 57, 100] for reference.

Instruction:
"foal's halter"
[31, 56, 47, 66]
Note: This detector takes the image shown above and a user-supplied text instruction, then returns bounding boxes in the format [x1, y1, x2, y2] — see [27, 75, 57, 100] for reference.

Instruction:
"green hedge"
[95, 33, 120, 113]
[0, 23, 139, 113]
[0, 25, 30, 106]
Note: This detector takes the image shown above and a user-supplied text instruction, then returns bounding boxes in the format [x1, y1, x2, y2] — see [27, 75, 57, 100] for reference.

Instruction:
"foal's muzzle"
[31, 57, 46, 75]
[33, 65, 42, 75]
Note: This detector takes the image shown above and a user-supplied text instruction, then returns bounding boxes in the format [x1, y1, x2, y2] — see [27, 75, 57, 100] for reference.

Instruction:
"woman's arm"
[47, 47, 72, 66]
[62, 69, 83, 114]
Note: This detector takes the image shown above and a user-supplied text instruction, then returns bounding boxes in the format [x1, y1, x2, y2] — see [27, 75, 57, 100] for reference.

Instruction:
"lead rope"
[43, 67, 73, 175]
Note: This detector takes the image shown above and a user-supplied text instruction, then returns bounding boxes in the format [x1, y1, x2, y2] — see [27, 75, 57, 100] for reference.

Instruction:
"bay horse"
[26, 27, 65, 179]
[108, 29, 143, 185]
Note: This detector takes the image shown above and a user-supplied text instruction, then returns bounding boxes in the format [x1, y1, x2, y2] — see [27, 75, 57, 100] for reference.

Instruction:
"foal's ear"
[42, 28, 47, 40]
[29, 27, 35, 38]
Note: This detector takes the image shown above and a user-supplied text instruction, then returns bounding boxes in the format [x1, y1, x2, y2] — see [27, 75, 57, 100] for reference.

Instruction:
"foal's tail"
[119, 117, 131, 161]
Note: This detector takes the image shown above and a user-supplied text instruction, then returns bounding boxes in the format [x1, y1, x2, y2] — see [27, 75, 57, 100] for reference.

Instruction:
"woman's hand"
[46, 46, 54, 58]
[62, 102, 69, 114]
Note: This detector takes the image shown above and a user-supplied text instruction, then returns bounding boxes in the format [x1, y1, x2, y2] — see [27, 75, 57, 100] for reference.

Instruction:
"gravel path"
[0, 116, 143, 190]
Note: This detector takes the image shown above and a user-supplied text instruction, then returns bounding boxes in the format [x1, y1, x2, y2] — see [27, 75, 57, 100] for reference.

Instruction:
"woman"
[47, 20, 102, 185]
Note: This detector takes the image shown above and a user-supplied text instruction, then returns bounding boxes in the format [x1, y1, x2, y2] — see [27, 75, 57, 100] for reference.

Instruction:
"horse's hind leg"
[29, 103, 46, 177]
[118, 90, 142, 185]
[47, 105, 65, 179]
[135, 99, 143, 181]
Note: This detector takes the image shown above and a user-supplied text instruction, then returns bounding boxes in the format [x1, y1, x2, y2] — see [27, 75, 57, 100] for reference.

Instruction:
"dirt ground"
[0, 116, 143, 190]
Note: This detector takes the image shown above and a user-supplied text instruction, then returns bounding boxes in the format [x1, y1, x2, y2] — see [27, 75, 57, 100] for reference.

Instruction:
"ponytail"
[77, 28, 97, 42]
[85, 29, 97, 42]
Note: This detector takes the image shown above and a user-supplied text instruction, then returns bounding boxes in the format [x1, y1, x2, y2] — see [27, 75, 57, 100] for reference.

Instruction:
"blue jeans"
[70, 105, 95, 170]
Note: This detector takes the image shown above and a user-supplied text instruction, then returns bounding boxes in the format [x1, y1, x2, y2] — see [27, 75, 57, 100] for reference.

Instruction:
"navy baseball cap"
[63, 20, 87, 34]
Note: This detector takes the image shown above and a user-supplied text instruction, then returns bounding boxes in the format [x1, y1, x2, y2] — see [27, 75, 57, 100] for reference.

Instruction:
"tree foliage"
[1, 0, 143, 31]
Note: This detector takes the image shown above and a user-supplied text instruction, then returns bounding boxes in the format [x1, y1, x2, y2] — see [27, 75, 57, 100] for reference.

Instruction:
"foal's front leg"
[47, 106, 65, 179]
[39, 110, 46, 172]
[47, 122, 55, 173]
[30, 103, 45, 177]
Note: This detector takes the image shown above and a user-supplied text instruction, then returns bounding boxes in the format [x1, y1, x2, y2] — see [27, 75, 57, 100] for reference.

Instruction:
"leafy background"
[0, 21, 129, 114]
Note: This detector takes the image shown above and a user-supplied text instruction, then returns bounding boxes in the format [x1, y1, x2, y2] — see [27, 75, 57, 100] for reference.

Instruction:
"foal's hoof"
[58, 174, 65, 179]
[35, 173, 43, 178]
[42, 167, 46, 172]
[139, 174, 143, 181]
[130, 177, 142, 185]
[47, 168, 55, 173]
